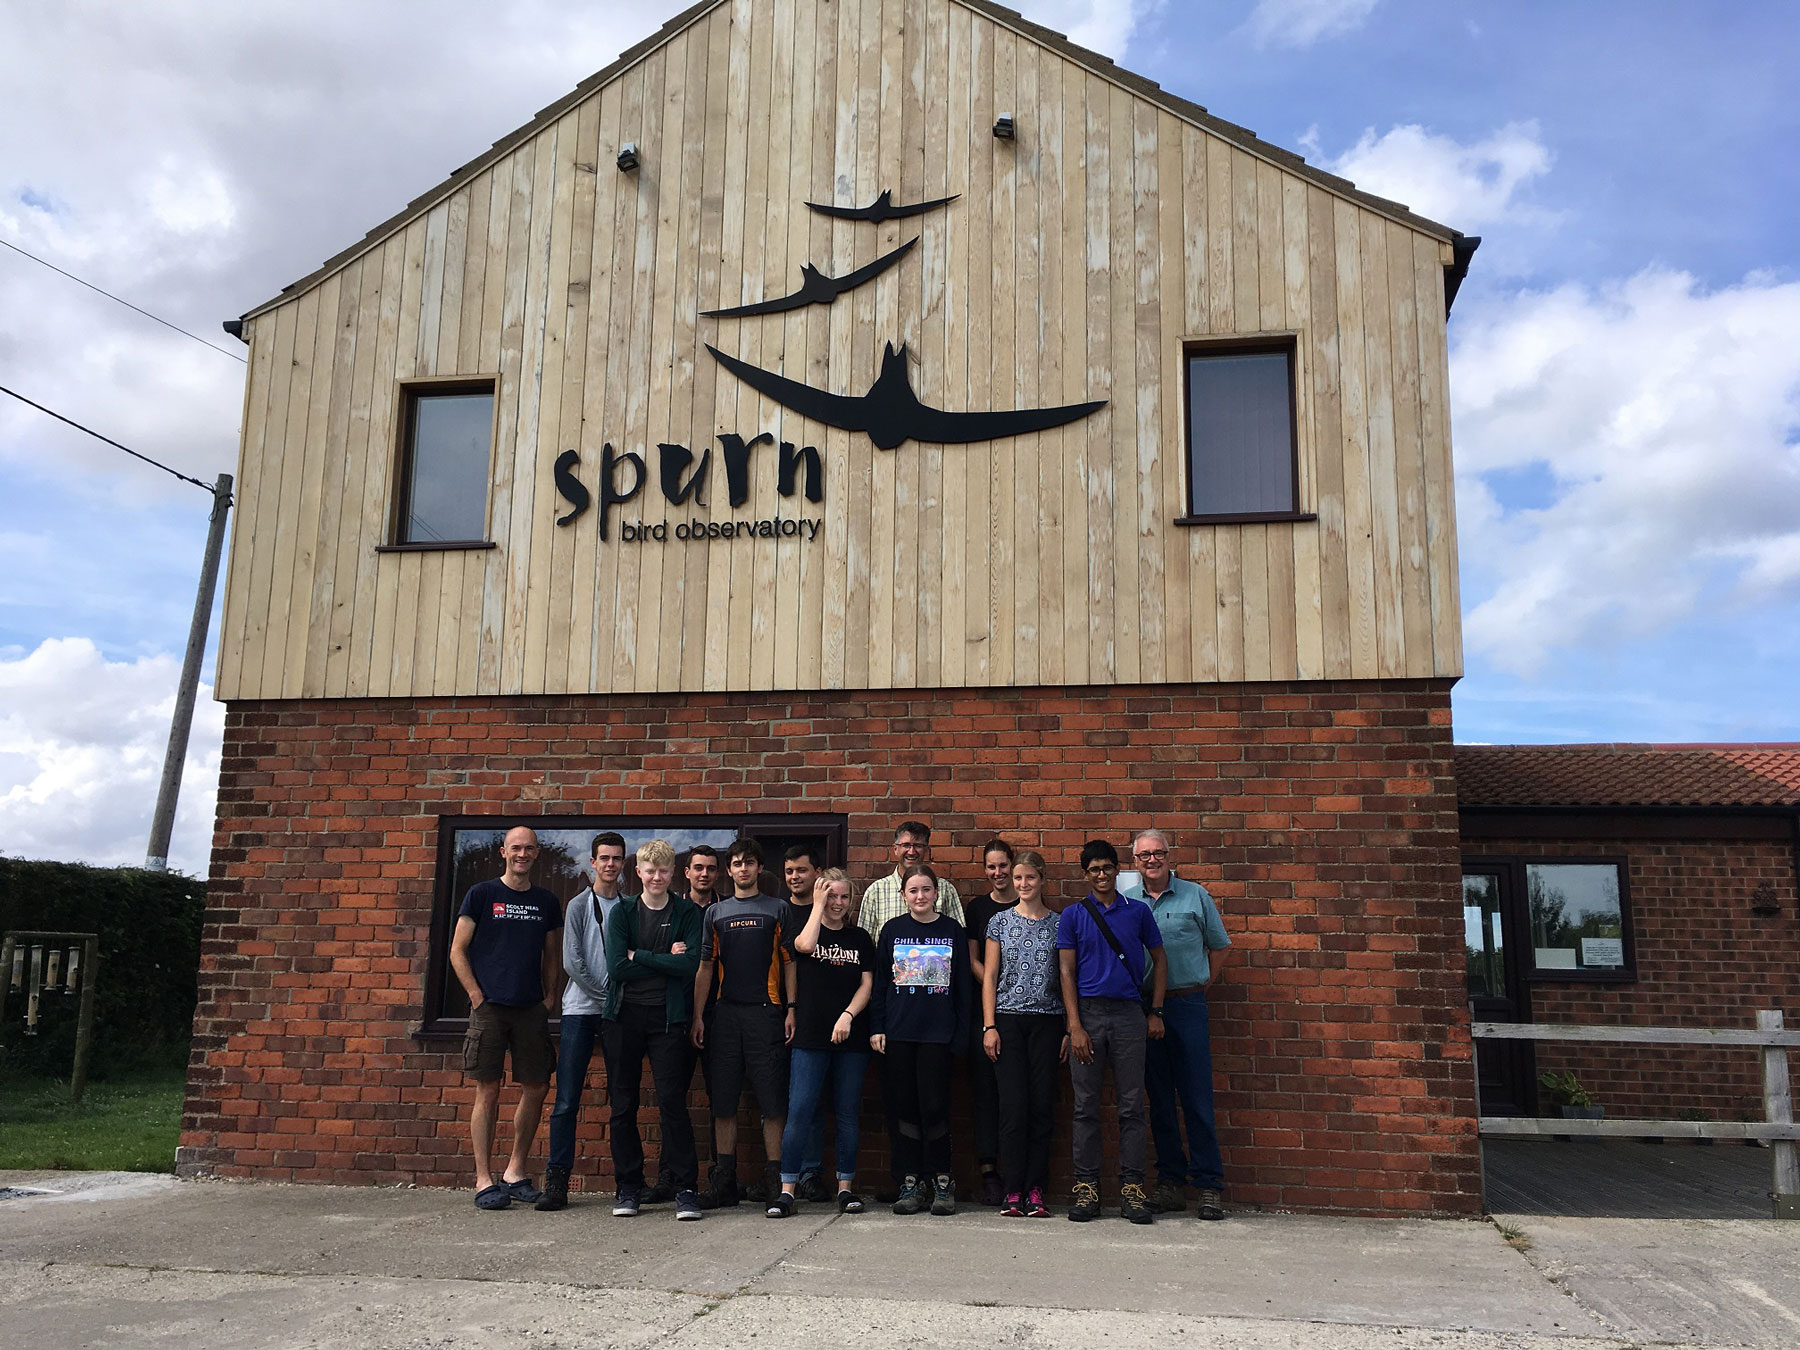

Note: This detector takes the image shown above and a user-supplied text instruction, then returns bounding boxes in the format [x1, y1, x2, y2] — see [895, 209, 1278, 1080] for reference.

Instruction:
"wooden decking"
[1483, 1137, 1774, 1219]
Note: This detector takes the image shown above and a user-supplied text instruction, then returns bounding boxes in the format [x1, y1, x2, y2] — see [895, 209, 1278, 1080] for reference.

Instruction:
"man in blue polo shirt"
[1057, 838, 1167, 1224]
[1122, 828, 1232, 1222]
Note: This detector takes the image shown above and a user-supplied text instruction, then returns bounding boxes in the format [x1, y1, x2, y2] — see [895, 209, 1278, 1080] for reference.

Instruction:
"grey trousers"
[1069, 996, 1148, 1184]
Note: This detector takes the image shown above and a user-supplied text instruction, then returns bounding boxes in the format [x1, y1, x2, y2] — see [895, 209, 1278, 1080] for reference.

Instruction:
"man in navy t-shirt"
[1056, 838, 1167, 1225]
[450, 825, 563, 1211]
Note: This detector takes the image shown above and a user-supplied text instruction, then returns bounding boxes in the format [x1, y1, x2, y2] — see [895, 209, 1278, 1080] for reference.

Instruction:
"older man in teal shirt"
[1122, 828, 1231, 1220]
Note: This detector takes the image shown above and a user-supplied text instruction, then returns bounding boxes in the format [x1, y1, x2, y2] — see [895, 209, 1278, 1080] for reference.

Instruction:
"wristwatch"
[1149, 1007, 1164, 1016]
[984, 1024, 998, 1032]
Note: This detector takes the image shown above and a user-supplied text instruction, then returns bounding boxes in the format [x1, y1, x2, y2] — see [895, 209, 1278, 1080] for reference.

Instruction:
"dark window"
[1178, 340, 1308, 523]
[395, 383, 494, 545]
[422, 813, 846, 1032]
[1524, 861, 1630, 977]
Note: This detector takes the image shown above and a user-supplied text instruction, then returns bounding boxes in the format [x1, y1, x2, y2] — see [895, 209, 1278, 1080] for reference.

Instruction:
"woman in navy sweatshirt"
[870, 863, 971, 1216]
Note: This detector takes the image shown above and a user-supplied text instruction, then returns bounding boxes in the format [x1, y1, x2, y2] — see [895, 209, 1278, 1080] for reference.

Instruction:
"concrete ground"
[3, 1171, 1798, 1348]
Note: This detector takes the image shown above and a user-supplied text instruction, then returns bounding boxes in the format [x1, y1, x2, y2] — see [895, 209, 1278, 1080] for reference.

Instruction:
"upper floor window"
[393, 381, 495, 546]
[1177, 339, 1310, 524]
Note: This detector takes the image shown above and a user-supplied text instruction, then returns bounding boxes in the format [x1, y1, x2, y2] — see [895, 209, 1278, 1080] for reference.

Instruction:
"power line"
[0, 235, 247, 364]
[0, 383, 220, 495]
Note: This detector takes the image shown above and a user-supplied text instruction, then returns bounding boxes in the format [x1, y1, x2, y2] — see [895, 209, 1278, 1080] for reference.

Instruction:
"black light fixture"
[993, 115, 1015, 141]
[617, 143, 640, 172]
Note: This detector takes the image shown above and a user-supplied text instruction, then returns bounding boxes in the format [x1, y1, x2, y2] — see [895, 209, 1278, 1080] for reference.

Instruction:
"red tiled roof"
[1455, 744, 1800, 809]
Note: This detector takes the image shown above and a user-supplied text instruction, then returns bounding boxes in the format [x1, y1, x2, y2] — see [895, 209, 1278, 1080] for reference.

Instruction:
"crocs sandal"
[505, 1177, 543, 1204]
[475, 1183, 512, 1211]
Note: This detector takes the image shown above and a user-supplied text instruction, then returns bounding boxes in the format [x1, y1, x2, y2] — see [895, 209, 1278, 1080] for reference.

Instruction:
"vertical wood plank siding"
[219, 0, 1462, 698]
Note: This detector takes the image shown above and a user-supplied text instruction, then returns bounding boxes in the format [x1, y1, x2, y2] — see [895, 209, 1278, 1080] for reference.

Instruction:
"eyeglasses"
[1133, 849, 1168, 861]
[1084, 862, 1117, 875]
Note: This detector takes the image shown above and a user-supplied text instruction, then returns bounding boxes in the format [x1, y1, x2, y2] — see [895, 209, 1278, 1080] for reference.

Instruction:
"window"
[391, 381, 495, 547]
[1177, 339, 1312, 524]
[1525, 861, 1630, 977]
[421, 813, 846, 1031]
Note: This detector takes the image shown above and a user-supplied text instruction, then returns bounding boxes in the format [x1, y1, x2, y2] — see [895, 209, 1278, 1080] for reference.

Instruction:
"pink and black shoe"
[1000, 1191, 1025, 1217]
[1026, 1186, 1050, 1218]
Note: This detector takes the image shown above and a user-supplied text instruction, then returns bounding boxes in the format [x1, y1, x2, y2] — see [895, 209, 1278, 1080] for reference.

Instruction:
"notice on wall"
[1580, 937, 1625, 968]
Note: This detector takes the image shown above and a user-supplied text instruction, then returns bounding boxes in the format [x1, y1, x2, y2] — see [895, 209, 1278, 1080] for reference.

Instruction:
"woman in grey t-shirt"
[980, 850, 1068, 1216]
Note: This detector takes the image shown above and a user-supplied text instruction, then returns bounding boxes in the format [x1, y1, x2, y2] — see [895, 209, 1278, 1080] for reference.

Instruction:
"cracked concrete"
[2, 1171, 1794, 1347]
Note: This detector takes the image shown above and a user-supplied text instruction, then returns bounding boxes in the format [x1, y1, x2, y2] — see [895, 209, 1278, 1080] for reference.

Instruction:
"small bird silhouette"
[702, 237, 918, 318]
[805, 188, 960, 224]
[706, 341, 1107, 450]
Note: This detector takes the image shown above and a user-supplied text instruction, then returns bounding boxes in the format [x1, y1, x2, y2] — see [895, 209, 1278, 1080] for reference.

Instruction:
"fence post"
[1760, 1008, 1798, 1219]
[71, 939, 100, 1104]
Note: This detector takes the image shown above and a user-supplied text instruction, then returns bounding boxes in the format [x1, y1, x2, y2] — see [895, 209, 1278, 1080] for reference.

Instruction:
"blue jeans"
[781, 1048, 870, 1185]
[1144, 989, 1224, 1190]
[547, 1013, 608, 1174]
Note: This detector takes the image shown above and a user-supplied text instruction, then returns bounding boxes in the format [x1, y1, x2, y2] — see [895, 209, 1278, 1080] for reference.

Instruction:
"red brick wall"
[179, 678, 1480, 1215]
[1463, 828, 1799, 1121]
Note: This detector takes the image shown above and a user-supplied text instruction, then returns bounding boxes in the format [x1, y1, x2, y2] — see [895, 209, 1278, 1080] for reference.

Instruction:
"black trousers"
[884, 1039, 955, 1182]
[603, 1003, 698, 1192]
[968, 1019, 1001, 1166]
[995, 1012, 1062, 1195]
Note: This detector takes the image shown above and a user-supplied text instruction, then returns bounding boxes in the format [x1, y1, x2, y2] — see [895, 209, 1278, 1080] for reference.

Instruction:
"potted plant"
[1539, 1069, 1603, 1120]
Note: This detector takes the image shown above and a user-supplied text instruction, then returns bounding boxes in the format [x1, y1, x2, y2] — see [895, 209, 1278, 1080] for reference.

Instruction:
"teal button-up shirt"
[1122, 872, 1229, 987]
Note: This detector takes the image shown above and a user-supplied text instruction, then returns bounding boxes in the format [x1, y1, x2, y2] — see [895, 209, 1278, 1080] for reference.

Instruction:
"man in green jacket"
[603, 838, 703, 1220]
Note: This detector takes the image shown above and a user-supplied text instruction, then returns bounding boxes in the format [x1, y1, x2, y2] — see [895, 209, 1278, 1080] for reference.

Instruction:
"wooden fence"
[1470, 1010, 1799, 1219]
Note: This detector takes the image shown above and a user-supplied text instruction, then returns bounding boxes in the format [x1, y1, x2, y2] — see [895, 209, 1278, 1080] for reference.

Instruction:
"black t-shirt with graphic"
[458, 879, 562, 1008]
[792, 923, 876, 1052]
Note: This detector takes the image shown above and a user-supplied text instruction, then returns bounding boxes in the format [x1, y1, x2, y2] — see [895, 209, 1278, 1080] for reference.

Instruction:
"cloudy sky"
[3, 0, 1797, 876]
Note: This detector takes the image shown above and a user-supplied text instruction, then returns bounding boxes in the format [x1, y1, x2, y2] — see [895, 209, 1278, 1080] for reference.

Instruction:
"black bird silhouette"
[805, 188, 960, 224]
[706, 341, 1107, 451]
[702, 237, 918, 318]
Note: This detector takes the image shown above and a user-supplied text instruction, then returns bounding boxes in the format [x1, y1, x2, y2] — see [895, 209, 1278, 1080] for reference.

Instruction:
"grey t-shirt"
[988, 907, 1063, 1016]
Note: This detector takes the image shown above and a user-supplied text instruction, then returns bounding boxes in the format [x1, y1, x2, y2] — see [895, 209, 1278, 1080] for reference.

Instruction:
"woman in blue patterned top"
[980, 849, 1068, 1217]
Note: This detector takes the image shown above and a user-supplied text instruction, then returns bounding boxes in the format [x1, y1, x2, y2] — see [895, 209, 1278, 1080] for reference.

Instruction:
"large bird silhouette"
[706, 341, 1107, 450]
[805, 189, 960, 224]
[702, 237, 918, 318]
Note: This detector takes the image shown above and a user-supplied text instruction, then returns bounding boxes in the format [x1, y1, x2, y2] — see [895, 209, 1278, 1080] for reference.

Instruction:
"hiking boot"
[675, 1188, 703, 1221]
[1150, 1181, 1187, 1214]
[1026, 1186, 1050, 1218]
[1067, 1180, 1101, 1222]
[1197, 1187, 1226, 1221]
[797, 1171, 831, 1203]
[930, 1173, 957, 1216]
[698, 1161, 740, 1210]
[1000, 1191, 1025, 1217]
[892, 1175, 927, 1215]
[612, 1185, 641, 1217]
[642, 1177, 675, 1205]
[535, 1167, 570, 1212]
[1121, 1183, 1155, 1225]
[979, 1171, 1005, 1207]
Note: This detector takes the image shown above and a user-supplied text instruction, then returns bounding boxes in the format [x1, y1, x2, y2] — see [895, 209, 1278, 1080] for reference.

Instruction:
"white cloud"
[1321, 121, 1554, 233]
[1451, 268, 1800, 674]
[0, 639, 224, 876]
[1243, 0, 1380, 48]
[1018, 0, 1161, 57]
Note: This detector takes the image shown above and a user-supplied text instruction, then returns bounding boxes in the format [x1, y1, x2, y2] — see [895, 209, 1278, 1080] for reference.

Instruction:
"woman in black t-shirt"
[768, 869, 875, 1217]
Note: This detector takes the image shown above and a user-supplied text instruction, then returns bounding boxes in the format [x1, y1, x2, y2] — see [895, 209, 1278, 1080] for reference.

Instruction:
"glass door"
[1463, 867, 1534, 1116]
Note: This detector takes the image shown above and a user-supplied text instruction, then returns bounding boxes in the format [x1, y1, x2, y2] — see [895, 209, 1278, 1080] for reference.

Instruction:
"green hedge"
[0, 858, 204, 1079]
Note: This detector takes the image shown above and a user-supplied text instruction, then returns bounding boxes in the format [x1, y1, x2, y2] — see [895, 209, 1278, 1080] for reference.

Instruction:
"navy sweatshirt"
[870, 911, 971, 1046]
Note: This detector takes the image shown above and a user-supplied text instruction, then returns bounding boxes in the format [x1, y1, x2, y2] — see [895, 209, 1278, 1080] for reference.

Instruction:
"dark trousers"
[1069, 996, 1148, 1184]
[968, 1020, 1001, 1166]
[995, 1011, 1062, 1195]
[547, 1013, 610, 1174]
[602, 1004, 698, 1192]
[884, 1040, 954, 1181]
[1145, 989, 1225, 1190]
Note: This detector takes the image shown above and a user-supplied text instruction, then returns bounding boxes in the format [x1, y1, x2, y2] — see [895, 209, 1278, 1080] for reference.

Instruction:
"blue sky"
[2, 0, 1797, 873]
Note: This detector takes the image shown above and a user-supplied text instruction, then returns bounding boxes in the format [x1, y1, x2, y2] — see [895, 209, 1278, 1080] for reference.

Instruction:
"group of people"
[448, 818, 1231, 1225]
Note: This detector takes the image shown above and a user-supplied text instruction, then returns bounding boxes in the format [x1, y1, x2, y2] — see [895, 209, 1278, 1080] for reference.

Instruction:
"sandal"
[474, 1183, 512, 1211]
[836, 1189, 864, 1213]
[766, 1192, 795, 1218]
[505, 1177, 543, 1204]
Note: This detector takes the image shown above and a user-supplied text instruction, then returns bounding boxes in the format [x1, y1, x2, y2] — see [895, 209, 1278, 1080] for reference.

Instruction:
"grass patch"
[1493, 1219, 1533, 1252]
[0, 1068, 185, 1172]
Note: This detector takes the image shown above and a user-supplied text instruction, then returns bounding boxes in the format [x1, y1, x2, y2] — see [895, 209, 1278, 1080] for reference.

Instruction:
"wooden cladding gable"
[216, 0, 1464, 701]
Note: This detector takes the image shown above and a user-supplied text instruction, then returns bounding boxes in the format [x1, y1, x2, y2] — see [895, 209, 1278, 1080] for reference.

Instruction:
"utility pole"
[146, 472, 233, 872]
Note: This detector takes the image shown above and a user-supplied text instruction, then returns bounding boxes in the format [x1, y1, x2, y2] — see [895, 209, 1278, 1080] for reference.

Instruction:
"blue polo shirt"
[1121, 873, 1230, 987]
[1056, 893, 1163, 1001]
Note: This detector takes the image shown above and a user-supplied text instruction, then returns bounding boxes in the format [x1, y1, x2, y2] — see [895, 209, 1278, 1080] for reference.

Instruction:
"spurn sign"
[552, 432, 823, 542]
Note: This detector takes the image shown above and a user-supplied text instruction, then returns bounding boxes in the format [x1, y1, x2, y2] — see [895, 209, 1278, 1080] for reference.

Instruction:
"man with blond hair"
[603, 839, 704, 1220]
